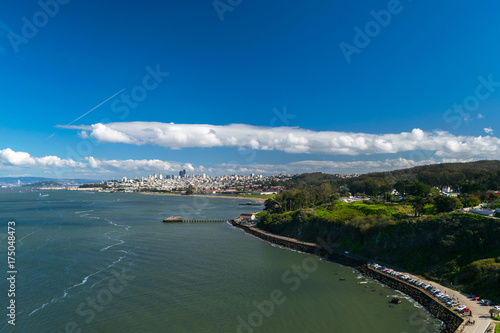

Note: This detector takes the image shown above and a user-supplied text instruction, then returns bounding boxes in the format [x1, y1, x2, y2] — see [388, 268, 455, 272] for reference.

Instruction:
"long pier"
[180, 219, 227, 223]
[162, 216, 227, 223]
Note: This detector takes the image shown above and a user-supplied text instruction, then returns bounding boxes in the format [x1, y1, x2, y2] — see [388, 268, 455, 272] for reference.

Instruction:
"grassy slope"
[259, 202, 500, 301]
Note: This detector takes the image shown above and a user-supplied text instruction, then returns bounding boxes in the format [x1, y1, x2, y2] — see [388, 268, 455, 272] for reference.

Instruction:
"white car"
[455, 305, 466, 312]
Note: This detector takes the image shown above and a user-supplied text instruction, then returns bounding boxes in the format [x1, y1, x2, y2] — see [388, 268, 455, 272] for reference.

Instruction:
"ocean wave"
[386, 292, 425, 308]
[18, 230, 37, 243]
[29, 255, 128, 317]
[74, 209, 95, 214]
[100, 236, 125, 251]
[105, 218, 131, 231]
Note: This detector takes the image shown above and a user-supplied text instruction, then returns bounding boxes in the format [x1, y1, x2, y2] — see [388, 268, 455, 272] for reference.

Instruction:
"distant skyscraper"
[178, 169, 187, 178]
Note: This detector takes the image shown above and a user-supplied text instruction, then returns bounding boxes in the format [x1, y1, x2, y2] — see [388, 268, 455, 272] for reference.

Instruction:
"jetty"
[162, 216, 227, 223]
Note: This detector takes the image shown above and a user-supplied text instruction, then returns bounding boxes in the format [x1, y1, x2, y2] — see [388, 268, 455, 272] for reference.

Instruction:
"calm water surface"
[0, 189, 441, 332]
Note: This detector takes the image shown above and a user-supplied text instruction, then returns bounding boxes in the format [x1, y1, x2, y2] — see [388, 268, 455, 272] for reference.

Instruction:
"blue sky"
[1, 0, 500, 179]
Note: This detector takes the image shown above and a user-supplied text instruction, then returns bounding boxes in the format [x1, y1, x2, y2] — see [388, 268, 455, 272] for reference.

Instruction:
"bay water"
[0, 189, 441, 332]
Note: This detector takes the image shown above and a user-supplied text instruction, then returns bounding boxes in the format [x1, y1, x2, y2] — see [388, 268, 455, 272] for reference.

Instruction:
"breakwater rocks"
[359, 266, 464, 333]
[229, 220, 465, 333]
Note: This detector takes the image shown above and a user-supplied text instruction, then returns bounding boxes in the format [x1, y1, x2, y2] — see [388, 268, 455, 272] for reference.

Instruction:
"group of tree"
[265, 182, 339, 213]
[344, 160, 500, 197]
[266, 160, 500, 217]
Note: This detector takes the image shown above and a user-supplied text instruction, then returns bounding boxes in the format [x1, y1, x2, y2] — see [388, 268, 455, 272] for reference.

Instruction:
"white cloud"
[84, 157, 194, 173]
[0, 148, 82, 168]
[78, 131, 89, 139]
[0, 148, 195, 176]
[484, 127, 494, 134]
[0, 148, 488, 177]
[61, 122, 500, 160]
[90, 123, 133, 143]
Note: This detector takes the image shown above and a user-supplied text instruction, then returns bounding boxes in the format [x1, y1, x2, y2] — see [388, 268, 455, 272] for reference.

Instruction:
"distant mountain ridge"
[0, 177, 99, 186]
[362, 159, 500, 179]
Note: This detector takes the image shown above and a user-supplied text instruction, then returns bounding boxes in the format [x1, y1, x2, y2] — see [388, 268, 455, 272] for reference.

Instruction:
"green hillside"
[259, 161, 500, 302]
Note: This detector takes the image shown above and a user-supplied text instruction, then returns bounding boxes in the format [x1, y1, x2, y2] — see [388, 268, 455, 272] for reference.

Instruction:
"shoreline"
[229, 220, 466, 333]
[141, 192, 267, 203]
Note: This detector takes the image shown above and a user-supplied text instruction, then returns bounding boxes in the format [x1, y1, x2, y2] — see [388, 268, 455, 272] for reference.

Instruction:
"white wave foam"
[28, 255, 128, 316]
[18, 230, 37, 243]
[100, 237, 125, 251]
[74, 210, 95, 214]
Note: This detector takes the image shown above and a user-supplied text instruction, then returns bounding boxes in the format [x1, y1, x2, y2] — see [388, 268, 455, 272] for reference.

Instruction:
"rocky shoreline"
[229, 220, 465, 333]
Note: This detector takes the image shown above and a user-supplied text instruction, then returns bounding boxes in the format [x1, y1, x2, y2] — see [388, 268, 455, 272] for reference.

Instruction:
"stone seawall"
[229, 220, 365, 267]
[359, 266, 464, 333]
[229, 220, 465, 333]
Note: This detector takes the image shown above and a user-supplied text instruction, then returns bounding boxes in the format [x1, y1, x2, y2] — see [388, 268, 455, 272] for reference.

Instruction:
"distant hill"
[283, 160, 500, 195]
[359, 160, 500, 180]
[344, 160, 500, 195]
[23, 181, 63, 188]
[0, 177, 99, 186]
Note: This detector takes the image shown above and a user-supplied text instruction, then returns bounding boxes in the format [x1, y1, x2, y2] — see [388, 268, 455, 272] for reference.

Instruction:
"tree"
[409, 196, 426, 217]
[264, 198, 280, 213]
[393, 180, 410, 196]
[409, 182, 431, 197]
[434, 196, 463, 213]
[459, 194, 480, 208]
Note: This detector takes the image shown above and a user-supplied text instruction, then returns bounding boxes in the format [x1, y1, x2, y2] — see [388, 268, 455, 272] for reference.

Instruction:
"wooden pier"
[180, 218, 227, 223]
[163, 216, 227, 223]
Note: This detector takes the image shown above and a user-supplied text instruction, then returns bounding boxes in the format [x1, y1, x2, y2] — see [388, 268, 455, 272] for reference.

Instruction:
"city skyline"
[1, 1, 500, 179]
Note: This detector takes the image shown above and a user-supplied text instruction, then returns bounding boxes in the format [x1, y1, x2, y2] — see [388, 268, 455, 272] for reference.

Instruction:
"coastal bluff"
[229, 220, 465, 333]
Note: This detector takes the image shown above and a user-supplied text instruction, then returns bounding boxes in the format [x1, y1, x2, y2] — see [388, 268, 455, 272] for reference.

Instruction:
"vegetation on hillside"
[258, 160, 500, 302]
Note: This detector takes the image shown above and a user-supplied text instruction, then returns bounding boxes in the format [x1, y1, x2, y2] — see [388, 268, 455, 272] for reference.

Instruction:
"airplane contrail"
[66, 88, 126, 126]
[47, 88, 125, 139]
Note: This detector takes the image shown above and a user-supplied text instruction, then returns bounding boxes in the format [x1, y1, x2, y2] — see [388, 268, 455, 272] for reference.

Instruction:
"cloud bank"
[0, 148, 194, 175]
[0, 148, 83, 168]
[0, 148, 478, 178]
[61, 122, 500, 159]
